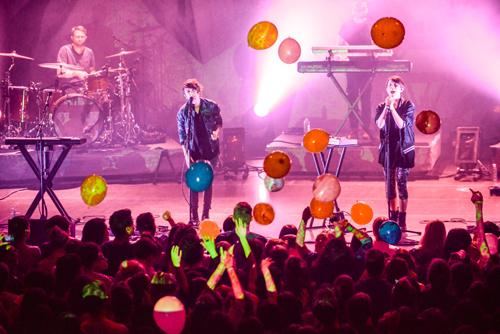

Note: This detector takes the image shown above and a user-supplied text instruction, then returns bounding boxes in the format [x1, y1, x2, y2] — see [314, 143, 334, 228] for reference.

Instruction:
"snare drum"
[51, 94, 104, 143]
[85, 72, 110, 92]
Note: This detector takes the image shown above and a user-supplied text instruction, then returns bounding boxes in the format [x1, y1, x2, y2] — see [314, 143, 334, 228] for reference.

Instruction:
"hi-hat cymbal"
[0, 51, 34, 60]
[105, 50, 138, 58]
[38, 62, 83, 71]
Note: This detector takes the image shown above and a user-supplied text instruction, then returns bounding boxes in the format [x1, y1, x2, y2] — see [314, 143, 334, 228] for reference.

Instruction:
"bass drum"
[51, 94, 104, 143]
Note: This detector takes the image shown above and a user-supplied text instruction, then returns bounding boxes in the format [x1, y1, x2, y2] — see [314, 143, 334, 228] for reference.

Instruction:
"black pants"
[383, 167, 410, 201]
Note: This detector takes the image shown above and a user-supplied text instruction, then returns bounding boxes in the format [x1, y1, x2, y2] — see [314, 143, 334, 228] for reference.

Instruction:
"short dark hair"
[179, 234, 203, 266]
[386, 75, 405, 89]
[347, 292, 372, 325]
[365, 248, 385, 278]
[8, 216, 30, 239]
[181, 78, 203, 94]
[78, 242, 101, 269]
[136, 212, 156, 235]
[81, 218, 107, 245]
[109, 209, 133, 238]
[134, 236, 160, 260]
[223, 215, 236, 232]
[45, 215, 70, 234]
[279, 224, 297, 239]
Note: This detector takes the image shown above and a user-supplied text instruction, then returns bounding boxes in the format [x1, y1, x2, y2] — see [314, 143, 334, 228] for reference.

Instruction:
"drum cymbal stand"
[1, 57, 16, 139]
[115, 56, 139, 146]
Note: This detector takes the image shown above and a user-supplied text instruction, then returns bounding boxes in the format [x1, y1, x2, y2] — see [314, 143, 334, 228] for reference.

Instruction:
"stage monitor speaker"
[222, 127, 246, 168]
[455, 127, 480, 165]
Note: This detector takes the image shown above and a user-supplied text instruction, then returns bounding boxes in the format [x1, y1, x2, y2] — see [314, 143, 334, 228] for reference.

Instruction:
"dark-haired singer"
[177, 78, 222, 225]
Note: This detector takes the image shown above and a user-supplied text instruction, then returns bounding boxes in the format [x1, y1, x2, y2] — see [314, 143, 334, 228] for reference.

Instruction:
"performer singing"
[375, 76, 415, 231]
[338, 0, 373, 139]
[56, 26, 96, 93]
[177, 79, 222, 225]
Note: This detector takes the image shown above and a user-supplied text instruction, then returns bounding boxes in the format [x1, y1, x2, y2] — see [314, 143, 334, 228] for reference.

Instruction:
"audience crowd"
[0, 190, 498, 334]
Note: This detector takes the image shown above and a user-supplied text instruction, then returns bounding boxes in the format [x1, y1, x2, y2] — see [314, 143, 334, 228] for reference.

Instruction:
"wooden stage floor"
[0, 159, 499, 246]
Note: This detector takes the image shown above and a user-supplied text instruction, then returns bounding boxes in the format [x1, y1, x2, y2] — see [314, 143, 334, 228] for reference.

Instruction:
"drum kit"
[0, 49, 144, 146]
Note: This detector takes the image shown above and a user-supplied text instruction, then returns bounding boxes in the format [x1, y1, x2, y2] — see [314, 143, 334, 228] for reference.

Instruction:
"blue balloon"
[264, 175, 285, 192]
[185, 160, 214, 192]
[379, 220, 402, 245]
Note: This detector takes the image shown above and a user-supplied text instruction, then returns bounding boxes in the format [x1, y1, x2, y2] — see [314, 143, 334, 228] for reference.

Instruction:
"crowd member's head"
[428, 258, 451, 292]
[484, 221, 500, 238]
[257, 300, 285, 333]
[49, 226, 69, 251]
[45, 215, 71, 235]
[419, 308, 448, 333]
[136, 212, 156, 235]
[316, 238, 354, 284]
[277, 291, 303, 327]
[179, 234, 204, 268]
[81, 281, 107, 318]
[109, 209, 134, 239]
[0, 263, 10, 294]
[110, 283, 134, 325]
[81, 218, 108, 245]
[55, 254, 83, 297]
[23, 270, 54, 296]
[283, 256, 311, 298]
[391, 277, 418, 310]
[281, 234, 299, 257]
[451, 261, 474, 298]
[78, 242, 107, 271]
[127, 272, 151, 306]
[372, 216, 389, 242]
[314, 230, 335, 256]
[346, 292, 372, 326]
[333, 275, 355, 305]
[279, 224, 298, 239]
[420, 219, 446, 256]
[135, 236, 161, 268]
[150, 272, 178, 304]
[53, 312, 83, 334]
[233, 202, 252, 227]
[385, 257, 410, 285]
[393, 248, 416, 273]
[0, 243, 18, 273]
[443, 228, 472, 261]
[66, 275, 93, 317]
[364, 248, 385, 279]
[223, 215, 235, 232]
[8, 215, 31, 246]
[312, 286, 338, 329]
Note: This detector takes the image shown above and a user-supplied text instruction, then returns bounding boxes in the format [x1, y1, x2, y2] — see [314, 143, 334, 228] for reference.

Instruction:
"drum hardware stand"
[2, 58, 14, 138]
[115, 54, 139, 146]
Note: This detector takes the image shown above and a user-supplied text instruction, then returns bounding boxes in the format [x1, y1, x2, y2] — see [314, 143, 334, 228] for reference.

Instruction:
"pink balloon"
[154, 296, 186, 334]
[278, 37, 301, 64]
[313, 174, 341, 202]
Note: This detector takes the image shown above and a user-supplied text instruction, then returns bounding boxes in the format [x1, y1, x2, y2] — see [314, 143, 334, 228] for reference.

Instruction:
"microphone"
[188, 96, 193, 108]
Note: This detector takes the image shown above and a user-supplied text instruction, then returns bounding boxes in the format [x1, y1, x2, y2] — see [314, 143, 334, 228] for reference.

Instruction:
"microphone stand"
[186, 97, 194, 224]
[36, 92, 52, 219]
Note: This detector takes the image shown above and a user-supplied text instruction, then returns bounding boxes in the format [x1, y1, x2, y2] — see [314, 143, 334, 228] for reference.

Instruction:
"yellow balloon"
[81, 175, 107, 207]
[247, 21, 278, 50]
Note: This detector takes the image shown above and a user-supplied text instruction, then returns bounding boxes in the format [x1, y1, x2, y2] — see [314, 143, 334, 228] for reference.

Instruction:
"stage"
[0, 133, 498, 246]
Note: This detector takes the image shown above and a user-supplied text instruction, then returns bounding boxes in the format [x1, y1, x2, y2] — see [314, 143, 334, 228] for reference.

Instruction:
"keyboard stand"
[308, 143, 357, 229]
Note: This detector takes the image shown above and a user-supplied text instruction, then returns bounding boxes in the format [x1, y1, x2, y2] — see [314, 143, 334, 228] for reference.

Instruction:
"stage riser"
[0, 139, 183, 187]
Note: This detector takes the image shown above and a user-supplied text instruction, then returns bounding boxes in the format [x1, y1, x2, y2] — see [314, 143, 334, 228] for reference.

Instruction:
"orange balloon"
[199, 219, 220, 239]
[310, 198, 334, 220]
[248, 21, 278, 50]
[253, 203, 275, 225]
[81, 175, 107, 207]
[303, 129, 330, 153]
[371, 17, 405, 49]
[263, 151, 291, 179]
[350, 202, 373, 225]
[313, 174, 341, 203]
[415, 110, 441, 135]
[278, 37, 301, 64]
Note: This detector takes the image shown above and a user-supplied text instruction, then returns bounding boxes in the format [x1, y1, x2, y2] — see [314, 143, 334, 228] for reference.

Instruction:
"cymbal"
[38, 62, 83, 71]
[0, 51, 34, 60]
[131, 25, 162, 33]
[105, 50, 138, 58]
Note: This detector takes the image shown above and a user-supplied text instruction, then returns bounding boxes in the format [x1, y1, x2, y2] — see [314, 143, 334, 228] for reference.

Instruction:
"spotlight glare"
[254, 103, 269, 117]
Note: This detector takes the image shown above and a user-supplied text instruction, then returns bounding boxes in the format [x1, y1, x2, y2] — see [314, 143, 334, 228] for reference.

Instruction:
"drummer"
[56, 25, 96, 94]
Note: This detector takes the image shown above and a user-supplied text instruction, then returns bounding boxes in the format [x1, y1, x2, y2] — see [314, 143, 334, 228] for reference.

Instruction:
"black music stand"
[5, 138, 86, 222]
[308, 142, 358, 229]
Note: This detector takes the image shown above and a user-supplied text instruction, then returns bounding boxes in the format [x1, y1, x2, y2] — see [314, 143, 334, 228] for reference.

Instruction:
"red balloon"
[278, 37, 301, 64]
[350, 202, 374, 225]
[415, 110, 441, 135]
[248, 21, 278, 50]
[253, 203, 275, 225]
[313, 174, 341, 203]
[263, 151, 291, 179]
[303, 129, 330, 153]
[310, 198, 334, 220]
[371, 17, 405, 49]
